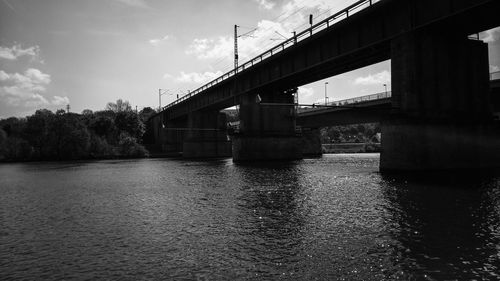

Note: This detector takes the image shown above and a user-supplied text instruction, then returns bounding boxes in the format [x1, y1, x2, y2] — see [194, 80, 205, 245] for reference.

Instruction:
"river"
[1, 154, 499, 280]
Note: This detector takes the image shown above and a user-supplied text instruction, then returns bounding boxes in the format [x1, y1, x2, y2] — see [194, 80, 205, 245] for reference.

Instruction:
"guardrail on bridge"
[299, 91, 392, 113]
[162, 0, 383, 111]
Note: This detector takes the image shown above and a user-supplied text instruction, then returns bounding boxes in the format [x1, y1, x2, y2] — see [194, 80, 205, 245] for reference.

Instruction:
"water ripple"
[1, 156, 499, 280]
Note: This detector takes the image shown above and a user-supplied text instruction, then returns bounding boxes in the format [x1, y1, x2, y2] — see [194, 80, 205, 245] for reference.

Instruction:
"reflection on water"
[379, 174, 500, 280]
[0, 155, 499, 280]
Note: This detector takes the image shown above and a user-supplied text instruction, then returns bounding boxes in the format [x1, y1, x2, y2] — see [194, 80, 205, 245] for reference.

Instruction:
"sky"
[0, 0, 499, 118]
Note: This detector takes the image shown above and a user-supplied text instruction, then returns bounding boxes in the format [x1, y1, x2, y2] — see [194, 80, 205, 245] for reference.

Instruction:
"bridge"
[147, 0, 500, 171]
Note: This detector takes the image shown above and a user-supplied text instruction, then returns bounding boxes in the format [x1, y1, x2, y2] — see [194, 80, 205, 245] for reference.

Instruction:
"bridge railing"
[162, 0, 382, 111]
[299, 91, 392, 113]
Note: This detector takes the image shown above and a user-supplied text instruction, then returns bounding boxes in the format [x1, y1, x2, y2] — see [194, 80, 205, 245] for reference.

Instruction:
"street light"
[383, 84, 388, 95]
[324, 82, 329, 105]
[158, 88, 171, 111]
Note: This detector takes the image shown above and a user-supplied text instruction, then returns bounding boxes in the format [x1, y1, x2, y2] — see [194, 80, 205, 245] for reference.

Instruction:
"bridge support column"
[232, 89, 302, 161]
[163, 119, 185, 154]
[146, 112, 185, 155]
[182, 110, 232, 158]
[381, 30, 500, 171]
[301, 127, 322, 157]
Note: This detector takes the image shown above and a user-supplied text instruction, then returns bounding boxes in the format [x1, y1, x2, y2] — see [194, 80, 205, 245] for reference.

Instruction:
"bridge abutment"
[183, 110, 232, 158]
[381, 30, 500, 171]
[232, 89, 303, 161]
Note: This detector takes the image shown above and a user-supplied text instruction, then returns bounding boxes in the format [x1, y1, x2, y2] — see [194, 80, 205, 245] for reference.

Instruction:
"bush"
[89, 134, 116, 158]
[118, 133, 148, 158]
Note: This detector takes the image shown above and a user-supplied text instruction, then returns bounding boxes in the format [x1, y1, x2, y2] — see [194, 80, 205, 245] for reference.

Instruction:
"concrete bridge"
[148, 0, 500, 171]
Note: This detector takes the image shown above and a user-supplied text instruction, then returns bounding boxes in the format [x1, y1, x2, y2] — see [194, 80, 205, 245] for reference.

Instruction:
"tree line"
[320, 123, 381, 144]
[0, 100, 157, 162]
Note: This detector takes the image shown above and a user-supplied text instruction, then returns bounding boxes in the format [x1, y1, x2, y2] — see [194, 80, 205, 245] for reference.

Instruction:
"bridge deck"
[155, 0, 499, 122]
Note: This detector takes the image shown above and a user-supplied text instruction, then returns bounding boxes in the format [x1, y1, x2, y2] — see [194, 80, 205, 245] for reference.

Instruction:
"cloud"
[482, 27, 500, 43]
[164, 71, 224, 84]
[298, 86, 314, 102]
[185, 20, 290, 63]
[0, 68, 67, 109]
[186, 37, 233, 60]
[254, 0, 276, 10]
[149, 35, 171, 46]
[51, 95, 70, 106]
[490, 65, 499, 73]
[0, 44, 41, 61]
[0, 68, 51, 90]
[185, 0, 353, 66]
[354, 70, 390, 85]
[112, 0, 149, 8]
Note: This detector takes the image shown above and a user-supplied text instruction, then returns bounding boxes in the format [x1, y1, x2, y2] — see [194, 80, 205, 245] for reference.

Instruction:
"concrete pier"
[381, 30, 500, 171]
[183, 110, 232, 158]
[232, 89, 302, 161]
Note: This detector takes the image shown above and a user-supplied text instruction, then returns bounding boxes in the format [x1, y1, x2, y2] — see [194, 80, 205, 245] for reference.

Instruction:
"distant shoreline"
[322, 142, 381, 154]
[1, 145, 381, 164]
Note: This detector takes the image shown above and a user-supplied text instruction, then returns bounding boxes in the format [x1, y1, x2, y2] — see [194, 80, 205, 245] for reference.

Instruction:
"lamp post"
[383, 84, 388, 95]
[158, 88, 170, 111]
[324, 82, 329, 105]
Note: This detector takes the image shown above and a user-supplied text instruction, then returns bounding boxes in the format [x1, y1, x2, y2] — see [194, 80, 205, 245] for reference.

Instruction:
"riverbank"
[322, 142, 381, 153]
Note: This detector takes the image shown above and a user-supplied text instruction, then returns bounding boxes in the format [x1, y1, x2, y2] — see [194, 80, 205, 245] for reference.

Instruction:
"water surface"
[1, 154, 499, 280]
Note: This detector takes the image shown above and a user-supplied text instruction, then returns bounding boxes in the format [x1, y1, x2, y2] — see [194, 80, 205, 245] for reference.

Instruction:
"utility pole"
[234, 25, 257, 72]
[66, 104, 70, 113]
[158, 89, 161, 111]
[234, 25, 239, 71]
[324, 82, 329, 105]
[309, 14, 313, 35]
[159, 88, 170, 111]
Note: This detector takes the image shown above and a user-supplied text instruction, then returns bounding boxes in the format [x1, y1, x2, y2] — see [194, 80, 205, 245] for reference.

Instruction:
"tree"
[0, 117, 26, 138]
[82, 109, 93, 116]
[89, 115, 116, 139]
[106, 99, 132, 113]
[118, 132, 148, 157]
[25, 109, 54, 159]
[115, 111, 145, 140]
[49, 112, 90, 160]
[139, 107, 156, 123]
[0, 128, 6, 159]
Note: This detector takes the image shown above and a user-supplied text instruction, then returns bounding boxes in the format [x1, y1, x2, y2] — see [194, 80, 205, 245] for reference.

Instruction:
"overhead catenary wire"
[195, 0, 356, 90]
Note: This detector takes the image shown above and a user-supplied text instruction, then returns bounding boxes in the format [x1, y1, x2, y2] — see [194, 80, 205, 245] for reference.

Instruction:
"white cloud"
[149, 35, 171, 46]
[185, 20, 291, 63]
[164, 71, 223, 84]
[185, 0, 353, 66]
[354, 70, 390, 85]
[0, 44, 41, 61]
[112, 0, 149, 8]
[0, 68, 66, 109]
[255, 0, 276, 10]
[24, 93, 49, 108]
[51, 95, 70, 106]
[482, 27, 500, 43]
[298, 86, 314, 103]
[490, 65, 499, 73]
[186, 37, 233, 60]
[0, 68, 51, 90]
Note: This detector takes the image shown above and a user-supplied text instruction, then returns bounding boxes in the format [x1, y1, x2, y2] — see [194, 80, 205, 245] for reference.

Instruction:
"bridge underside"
[147, 0, 500, 171]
